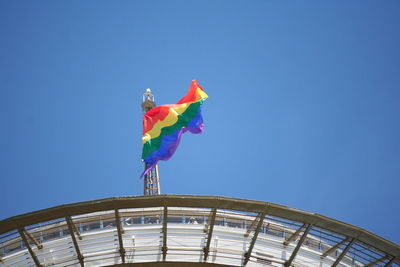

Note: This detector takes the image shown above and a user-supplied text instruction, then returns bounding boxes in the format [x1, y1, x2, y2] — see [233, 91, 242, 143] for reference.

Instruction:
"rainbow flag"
[141, 80, 208, 176]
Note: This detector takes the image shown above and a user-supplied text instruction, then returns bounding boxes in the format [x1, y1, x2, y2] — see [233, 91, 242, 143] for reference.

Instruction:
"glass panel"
[103, 219, 116, 228]
[124, 216, 142, 225]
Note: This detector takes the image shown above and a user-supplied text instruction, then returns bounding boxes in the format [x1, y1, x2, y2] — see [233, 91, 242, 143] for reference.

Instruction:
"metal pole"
[142, 88, 160, 196]
[155, 164, 161, 194]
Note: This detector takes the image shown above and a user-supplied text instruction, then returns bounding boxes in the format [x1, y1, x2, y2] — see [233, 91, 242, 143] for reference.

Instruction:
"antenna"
[141, 88, 160, 196]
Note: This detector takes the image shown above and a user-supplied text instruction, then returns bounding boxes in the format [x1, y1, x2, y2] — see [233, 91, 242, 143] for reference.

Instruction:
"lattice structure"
[144, 164, 160, 196]
[141, 88, 160, 196]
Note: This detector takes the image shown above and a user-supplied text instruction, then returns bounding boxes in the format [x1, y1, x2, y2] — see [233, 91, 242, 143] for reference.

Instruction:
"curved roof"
[0, 195, 399, 266]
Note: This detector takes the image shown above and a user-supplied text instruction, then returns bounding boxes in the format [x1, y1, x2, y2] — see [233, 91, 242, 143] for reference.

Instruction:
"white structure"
[0, 195, 399, 267]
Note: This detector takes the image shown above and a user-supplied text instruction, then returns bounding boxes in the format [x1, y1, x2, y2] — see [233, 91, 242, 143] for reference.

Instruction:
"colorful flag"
[141, 80, 208, 176]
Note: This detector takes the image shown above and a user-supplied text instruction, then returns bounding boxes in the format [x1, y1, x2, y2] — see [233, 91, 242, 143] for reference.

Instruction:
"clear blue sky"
[1, 1, 399, 244]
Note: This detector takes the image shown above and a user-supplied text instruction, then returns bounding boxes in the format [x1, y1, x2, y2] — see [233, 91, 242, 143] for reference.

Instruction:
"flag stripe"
[143, 110, 203, 165]
[142, 102, 193, 143]
[142, 100, 203, 160]
[143, 81, 207, 134]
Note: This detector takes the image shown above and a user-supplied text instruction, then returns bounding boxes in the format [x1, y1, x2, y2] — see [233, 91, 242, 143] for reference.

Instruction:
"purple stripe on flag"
[141, 108, 204, 177]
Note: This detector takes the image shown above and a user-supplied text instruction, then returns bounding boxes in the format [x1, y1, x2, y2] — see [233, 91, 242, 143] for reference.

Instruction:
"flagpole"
[142, 89, 161, 196]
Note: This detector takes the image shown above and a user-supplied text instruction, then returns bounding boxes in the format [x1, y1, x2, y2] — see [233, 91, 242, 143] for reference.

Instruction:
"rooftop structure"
[0, 195, 399, 267]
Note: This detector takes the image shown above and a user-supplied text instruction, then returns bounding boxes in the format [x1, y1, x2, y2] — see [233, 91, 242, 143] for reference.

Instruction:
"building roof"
[0, 195, 399, 266]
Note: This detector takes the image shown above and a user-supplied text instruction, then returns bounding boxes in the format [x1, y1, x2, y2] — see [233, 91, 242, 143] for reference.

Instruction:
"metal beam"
[331, 238, 355, 267]
[284, 223, 305, 246]
[23, 228, 43, 250]
[18, 228, 42, 267]
[203, 208, 217, 261]
[384, 257, 396, 267]
[364, 256, 388, 267]
[115, 209, 126, 263]
[155, 165, 161, 194]
[66, 215, 82, 240]
[243, 212, 265, 265]
[321, 237, 349, 258]
[161, 206, 168, 261]
[66, 216, 84, 267]
[244, 212, 262, 238]
[284, 224, 312, 267]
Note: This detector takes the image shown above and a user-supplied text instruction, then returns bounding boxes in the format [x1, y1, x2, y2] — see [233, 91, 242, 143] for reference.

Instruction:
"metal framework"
[21, 227, 43, 250]
[144, 165, 161, 196]
[142, 88, 160, 196]
[331, 238, 355, 267]
[0, 195, 399, 267]
[244, 212, 264, 238]
[161, 206, 168, 261]
[283, 223, 306, 246]
[115, 209, 126, 263]
[284, 224, 312, 267]
[66, 216, 84, 267]
[203, 208, 217, 261]
[18, 228, 42, 267]
[321, 237, 349, 258]
[243, 212, 265, 265]
[365, 256, 388, 267]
